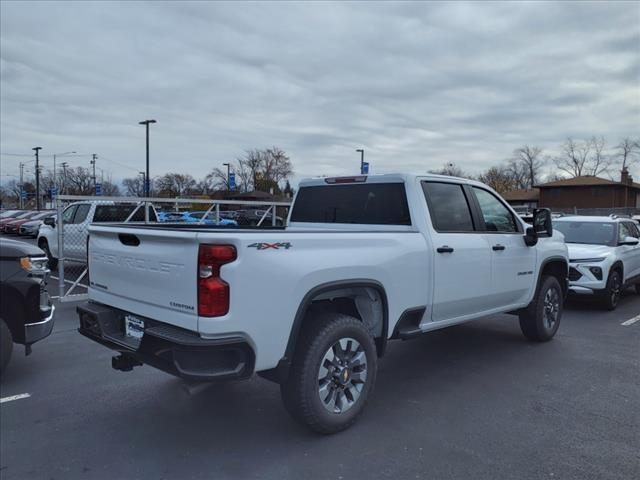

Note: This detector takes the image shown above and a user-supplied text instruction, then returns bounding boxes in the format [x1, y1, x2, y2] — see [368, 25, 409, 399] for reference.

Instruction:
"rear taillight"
[198, 244, 236, 317]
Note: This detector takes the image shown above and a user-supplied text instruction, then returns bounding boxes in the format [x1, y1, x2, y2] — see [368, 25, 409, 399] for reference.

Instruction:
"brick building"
[537, 169, 640, 210]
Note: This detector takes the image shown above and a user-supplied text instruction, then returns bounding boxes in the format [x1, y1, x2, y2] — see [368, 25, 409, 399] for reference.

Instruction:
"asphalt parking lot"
[1, 248, 638, 480]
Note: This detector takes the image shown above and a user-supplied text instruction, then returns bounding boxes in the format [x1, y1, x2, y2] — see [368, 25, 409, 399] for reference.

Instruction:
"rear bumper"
[76, 302, 255, 382]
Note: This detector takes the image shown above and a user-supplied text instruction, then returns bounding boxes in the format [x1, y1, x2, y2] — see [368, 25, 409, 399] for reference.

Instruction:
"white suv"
[554, 216, 640, 309]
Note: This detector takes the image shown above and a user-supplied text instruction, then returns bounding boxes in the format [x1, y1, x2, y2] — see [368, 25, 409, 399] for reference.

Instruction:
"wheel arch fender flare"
[537, 256, 569, 297]
[264, 279, 389, 384]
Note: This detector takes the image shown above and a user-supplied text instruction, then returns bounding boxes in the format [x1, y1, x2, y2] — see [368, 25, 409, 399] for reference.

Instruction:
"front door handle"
[437, 246, 454, 253]
[492, 244, 506, 251]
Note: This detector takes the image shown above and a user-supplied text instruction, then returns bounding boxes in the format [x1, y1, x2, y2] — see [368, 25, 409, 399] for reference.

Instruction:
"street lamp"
[223, 163, 231, 191]
[356, 149, 364, 174]
[138, 119, 157, 197]
[53, 151, 76, 194]
[32, 147, 42, 210]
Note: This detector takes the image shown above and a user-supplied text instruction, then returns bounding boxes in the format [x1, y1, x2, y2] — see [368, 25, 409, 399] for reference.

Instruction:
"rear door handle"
[437, 246, 454, 253]
[492, 244, 506, 251]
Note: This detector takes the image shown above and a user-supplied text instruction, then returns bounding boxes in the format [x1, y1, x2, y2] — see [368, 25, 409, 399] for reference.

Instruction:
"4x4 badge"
[248, 242, 292, 250]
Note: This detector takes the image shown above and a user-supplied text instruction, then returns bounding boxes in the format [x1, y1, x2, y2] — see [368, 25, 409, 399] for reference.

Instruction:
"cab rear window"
[290, 183, 411, 225]
[93, 205, 157, 222]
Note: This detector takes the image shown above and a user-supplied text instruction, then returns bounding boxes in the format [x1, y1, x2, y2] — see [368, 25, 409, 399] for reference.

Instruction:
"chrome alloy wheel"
[543, 286, 560, 329]
[317, 337, 367, 414]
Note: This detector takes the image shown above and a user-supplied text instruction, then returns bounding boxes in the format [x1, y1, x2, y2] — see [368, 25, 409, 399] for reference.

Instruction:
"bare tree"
[122, 176, 146, 196]
[203, 168, 230, 192]
[204, 147, 294, 194]
[155, 173, 197, 197]
[615, 137, 640, 171]
[553, 137, 610, 178]
[428, 162, 468, 178]
[511, 145, 544, 188]
[588, 136, 611, 177]
[477, 165, 518, 194]
[64, 166, 95, 195]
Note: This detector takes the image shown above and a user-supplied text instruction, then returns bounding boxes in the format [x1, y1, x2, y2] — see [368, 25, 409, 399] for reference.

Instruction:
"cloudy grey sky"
[1, 0, 639, 186]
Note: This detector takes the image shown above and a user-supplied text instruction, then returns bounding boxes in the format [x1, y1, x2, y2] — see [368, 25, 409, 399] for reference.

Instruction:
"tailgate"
[88, 225, 199, 331]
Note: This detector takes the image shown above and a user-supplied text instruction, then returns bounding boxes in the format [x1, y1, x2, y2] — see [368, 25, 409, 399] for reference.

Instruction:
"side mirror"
[533, 208, 553, 238]
[524, 226, 538, 247]
[43, 217, 56, 228]
[620, 236, 639, 246]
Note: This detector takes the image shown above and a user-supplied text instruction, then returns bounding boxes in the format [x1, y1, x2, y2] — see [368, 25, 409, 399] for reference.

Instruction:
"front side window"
[472, 187, 518, 233]
[422, 182, 475, 232]
[628, 222, 640, 238]
[619, 222, 638, 241]
[72, 204, 91, 224]
[62, 205, 78, 224]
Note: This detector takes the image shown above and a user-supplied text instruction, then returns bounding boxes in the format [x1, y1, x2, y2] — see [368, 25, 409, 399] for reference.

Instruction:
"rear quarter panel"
[194, 230, 430, 370]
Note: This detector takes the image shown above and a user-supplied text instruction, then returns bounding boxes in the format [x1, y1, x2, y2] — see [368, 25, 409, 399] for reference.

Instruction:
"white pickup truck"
[77, 173, 568, 433]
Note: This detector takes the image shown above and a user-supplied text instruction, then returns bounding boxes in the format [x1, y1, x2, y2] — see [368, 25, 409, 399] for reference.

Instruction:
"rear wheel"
[519, 275, 563, 342]
[602, 270, 622, 311]
[39, 239, 58, 270]
[280, 312, 377, 434]
[0, 318, 13, 377]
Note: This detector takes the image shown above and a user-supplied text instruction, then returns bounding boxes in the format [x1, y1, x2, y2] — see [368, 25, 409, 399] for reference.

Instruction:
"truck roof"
[298, 172, 478, 188]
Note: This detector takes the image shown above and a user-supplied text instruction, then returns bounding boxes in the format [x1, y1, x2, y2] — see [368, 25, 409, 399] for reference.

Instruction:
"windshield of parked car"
[0, 210, 19, 218]
[554, 221, 617, 246]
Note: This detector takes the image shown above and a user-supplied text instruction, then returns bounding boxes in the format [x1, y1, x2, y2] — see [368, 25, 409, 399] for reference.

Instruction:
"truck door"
[422, 181, 494, 322]
[470, 187, 537, 309]
[64, 203, 91, 260]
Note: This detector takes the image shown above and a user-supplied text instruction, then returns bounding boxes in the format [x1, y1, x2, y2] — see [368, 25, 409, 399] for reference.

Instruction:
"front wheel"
[280, 312, 377, 434]
[602, 270, 622, 311]
[519, 275, 563, 342]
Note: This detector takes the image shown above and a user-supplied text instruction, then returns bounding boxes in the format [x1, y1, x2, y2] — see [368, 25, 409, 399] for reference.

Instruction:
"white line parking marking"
[0, 393, 31, 404]
[621, 315, 640, 326]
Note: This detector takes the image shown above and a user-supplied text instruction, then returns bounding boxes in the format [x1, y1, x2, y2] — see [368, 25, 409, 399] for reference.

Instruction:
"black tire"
[280, 312, 377, 434]
[0, 318, 13, 377]
[602, 270, 622, 311]
[519, 275, 563, 342]
[39, 239, 58, 270]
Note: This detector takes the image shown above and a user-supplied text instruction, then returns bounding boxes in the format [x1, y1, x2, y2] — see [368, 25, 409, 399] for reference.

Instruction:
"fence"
[51, 195, 291, 303]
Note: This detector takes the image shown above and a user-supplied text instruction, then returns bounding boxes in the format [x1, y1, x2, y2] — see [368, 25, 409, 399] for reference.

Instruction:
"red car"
[1, 211, 39, 233]
[4, 211, 53, 234]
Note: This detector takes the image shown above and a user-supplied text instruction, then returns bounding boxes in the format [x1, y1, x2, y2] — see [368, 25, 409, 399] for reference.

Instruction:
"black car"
[0, 238, 55, 375]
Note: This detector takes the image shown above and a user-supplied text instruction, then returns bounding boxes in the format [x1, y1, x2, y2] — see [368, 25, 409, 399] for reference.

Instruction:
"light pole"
[60, 162, 69, 194]
[223, 163, 231, 191]
[139, 172, 146, 197]
[32, 147, 42, 210]
[139, 119, 156, 197]
[53, 151, 76, 194]
[90, 154, 98, 190]
[356, 149, 364, 174]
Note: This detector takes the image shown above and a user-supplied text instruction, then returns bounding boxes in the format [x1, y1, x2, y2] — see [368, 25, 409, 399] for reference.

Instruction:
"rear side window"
[422, 182, 475, 232]
[290, 183, 411, 225]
